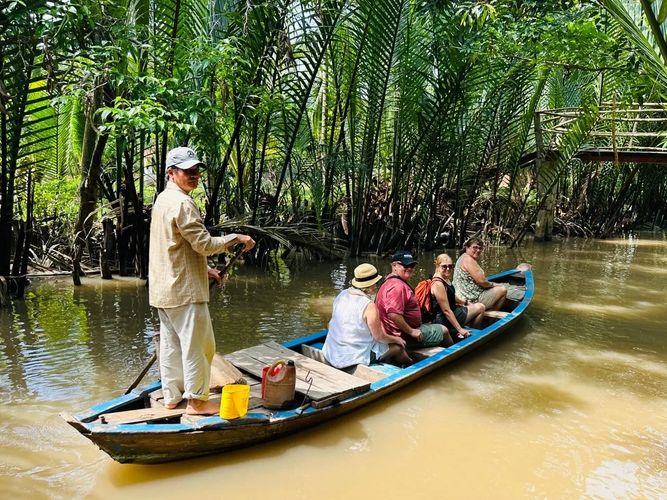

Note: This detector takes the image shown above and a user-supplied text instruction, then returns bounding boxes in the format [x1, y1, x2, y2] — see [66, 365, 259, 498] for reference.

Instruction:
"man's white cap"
[166, 147, 204, 170]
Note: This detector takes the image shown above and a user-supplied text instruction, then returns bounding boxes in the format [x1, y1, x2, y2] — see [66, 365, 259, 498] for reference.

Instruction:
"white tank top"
[323, 288, 384, 368]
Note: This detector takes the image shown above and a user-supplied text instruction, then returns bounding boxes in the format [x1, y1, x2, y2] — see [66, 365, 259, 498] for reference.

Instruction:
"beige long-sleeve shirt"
[148, 182, 237, 308]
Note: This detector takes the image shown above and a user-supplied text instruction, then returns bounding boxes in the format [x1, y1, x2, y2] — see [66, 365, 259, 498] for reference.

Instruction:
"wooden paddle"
[125, 334, 159, 394]
[125, 244, 247, 395]
[209, 244, 246, 288]
[207, 244, 248, 388]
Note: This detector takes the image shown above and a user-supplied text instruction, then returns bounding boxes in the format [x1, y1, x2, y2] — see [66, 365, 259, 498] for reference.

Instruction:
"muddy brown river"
[1, 234, 665, 499]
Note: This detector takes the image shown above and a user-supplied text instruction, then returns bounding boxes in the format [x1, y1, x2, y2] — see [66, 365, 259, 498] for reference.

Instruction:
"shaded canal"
[1, 234, 665, 499]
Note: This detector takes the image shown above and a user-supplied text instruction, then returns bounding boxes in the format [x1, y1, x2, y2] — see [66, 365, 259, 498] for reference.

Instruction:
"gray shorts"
[477, 283, 525, 308]
[477, 287, 502, 309]
[404, 323, 444, 348]
[503, 284, 526, 302]
[434, 307, 468, 331]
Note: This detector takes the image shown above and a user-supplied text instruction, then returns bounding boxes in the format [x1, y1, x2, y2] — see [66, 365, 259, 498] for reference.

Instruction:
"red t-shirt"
[375, 275, 422, 336]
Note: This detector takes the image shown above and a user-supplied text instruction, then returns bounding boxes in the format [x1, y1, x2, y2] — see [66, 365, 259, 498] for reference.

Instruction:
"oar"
[125, 245, 247, 394]
[125, 351, 157, 395]
[209, 244, 246, 288]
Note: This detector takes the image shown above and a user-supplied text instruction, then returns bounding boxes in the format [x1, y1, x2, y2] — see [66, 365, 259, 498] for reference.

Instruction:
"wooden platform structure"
[520, 104, 667, 241]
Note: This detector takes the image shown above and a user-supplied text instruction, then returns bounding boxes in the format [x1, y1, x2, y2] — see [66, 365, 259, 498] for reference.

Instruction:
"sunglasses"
[470, 245, 483, 251]
[174, 167, 201, 177]
[179, 168, 201, 177]
[439, 264, 453, 270]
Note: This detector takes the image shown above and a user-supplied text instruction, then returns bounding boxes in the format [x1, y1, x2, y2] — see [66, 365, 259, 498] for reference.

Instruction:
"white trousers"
[157, 302, 215, 405]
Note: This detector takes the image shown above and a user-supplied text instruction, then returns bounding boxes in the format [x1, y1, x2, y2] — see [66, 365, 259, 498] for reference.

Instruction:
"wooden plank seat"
[300, 343, 392, 383]
[344, 364, 388, 382]
[300, 344, 329, 365]
[408, 346, 444, 361]
[483, 310, 509, 319]
[225, 341, 371, 408]
[410, 346, 445, 357]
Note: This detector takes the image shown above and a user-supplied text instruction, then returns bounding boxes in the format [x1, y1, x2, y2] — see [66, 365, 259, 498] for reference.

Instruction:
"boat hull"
[65, 268, 533, 463]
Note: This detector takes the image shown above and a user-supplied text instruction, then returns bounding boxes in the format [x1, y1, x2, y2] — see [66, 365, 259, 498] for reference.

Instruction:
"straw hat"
[351, 263, 382, 289]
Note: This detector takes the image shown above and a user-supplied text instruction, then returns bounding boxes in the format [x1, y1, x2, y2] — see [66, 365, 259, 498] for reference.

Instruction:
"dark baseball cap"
[391, 250, 417, 266]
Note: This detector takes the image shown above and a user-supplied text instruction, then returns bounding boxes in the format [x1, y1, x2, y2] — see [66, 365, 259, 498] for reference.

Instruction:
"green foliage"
[32, 178, 80, 229]
[3, 0, 667, 276]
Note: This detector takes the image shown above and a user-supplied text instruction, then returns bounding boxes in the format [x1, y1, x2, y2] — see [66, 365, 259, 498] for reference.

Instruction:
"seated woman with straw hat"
[323, 263, 412, 369]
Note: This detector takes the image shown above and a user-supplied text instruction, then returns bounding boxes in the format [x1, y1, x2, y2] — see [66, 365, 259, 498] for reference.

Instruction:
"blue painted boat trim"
[282, 329, 327, 348]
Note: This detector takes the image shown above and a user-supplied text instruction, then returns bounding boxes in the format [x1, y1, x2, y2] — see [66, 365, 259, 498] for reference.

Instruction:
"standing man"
[149, 146, 255, 415]
[376, 250, 453, 349]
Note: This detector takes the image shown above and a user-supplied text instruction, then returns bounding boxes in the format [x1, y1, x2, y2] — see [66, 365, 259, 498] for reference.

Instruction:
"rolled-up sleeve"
[149, 182, 239, 308]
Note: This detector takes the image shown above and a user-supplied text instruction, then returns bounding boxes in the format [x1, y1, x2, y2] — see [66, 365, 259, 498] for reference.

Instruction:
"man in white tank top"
[323, 263, 411, 368]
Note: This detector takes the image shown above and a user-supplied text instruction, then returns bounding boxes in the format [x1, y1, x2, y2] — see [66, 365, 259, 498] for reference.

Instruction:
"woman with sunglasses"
[431, 253, 486, 341]
[452, 238, 507, 311]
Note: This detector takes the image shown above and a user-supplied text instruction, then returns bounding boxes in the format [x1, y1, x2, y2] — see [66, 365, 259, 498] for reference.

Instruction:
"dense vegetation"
[2, 0, 666, 300]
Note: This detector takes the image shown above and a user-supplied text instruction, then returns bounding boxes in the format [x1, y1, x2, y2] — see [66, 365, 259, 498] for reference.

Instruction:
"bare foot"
[165, 401, 183, 410]
[380, 344, 413, 367]
[395, 351, 413, 367]
[185, 399, 219, 415]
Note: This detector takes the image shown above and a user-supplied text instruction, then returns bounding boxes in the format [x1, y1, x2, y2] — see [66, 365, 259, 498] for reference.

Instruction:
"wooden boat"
[63, 267, 533, 464]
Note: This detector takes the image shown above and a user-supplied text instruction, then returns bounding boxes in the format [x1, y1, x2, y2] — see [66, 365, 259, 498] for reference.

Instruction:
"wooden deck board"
[248, 384, 264, 410]
[99, 407, 187, 425]
[228, 347, 342, 399]
[149, 389, 165, 408]
[226, 350, 331, 400]
[265, 342, 370, 392]
[225, 341, 370, 403]
[302, 344, 388, 383]
[227, 342, 347, 395]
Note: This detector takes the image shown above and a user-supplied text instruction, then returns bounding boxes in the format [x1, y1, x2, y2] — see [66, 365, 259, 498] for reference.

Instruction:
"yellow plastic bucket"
[219, 384, 250, 419]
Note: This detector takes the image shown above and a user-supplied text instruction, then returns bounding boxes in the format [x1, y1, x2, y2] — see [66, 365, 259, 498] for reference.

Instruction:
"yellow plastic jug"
[219, 384, 250, 419]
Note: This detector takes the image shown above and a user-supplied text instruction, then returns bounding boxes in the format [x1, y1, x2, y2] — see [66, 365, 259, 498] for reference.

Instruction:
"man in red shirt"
[376, 251, 453, 348]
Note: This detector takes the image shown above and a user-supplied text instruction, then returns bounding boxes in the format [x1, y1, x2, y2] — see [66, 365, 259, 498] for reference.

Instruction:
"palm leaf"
[212, 218, 346, 258]
[271, 0, 347, 211]
[600, 0, 667, 87]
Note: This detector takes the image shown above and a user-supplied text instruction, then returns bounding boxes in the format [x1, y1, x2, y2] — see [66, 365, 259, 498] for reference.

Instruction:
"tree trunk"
[100, 217, 115, 279]
[72, 84, 108, 285]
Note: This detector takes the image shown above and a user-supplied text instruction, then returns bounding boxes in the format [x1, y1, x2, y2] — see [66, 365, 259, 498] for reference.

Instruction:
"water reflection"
[0, 234, 666, 498]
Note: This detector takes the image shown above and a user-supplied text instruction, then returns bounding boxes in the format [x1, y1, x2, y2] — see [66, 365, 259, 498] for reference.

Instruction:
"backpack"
[415, 277, 444, 323]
